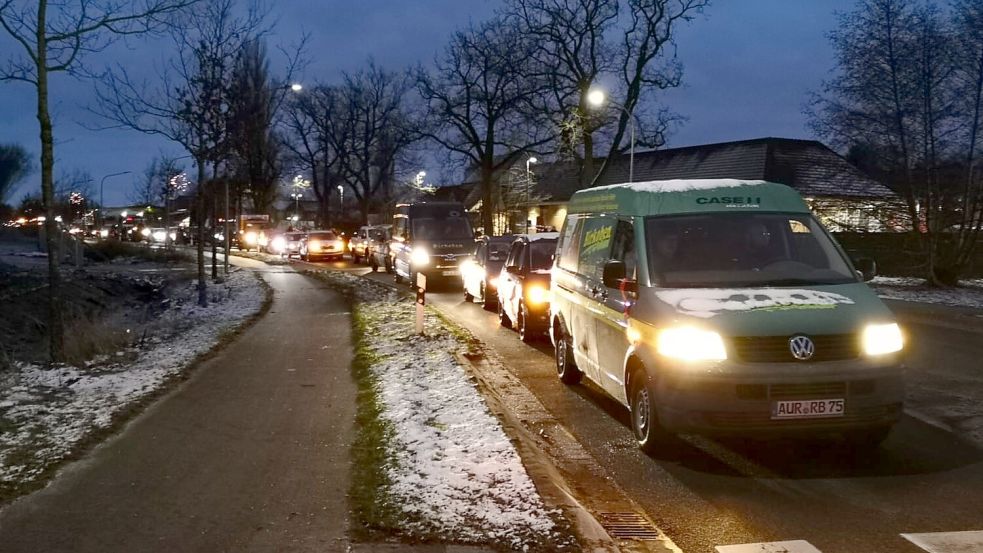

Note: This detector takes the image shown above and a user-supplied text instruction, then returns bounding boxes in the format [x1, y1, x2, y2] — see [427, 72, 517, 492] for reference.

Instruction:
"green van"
[549, 179, 904, 452]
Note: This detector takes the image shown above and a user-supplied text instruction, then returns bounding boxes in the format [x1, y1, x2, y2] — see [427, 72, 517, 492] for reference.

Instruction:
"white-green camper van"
[549, 179, 904, 452]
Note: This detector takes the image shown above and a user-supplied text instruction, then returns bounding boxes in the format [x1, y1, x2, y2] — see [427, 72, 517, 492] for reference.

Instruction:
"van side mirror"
[855, 257, 877, 281]
[602, 260, 626, 288]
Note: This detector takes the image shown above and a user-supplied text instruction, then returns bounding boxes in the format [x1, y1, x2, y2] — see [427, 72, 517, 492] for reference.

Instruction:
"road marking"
[901, 531, 983, 552]
[716, 541, 823, 553]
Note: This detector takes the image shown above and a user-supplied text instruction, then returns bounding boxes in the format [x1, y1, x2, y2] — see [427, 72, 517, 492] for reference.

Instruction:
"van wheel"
[629, 368, 669, 455]
[481, 282, 495, 311]
[498, 302, 512, 329]
[554, 329, 582, 385]
[518, 305, 534, 343]
[394, 271, 403, 284]
[370, 257, 379, 272]
[464, 288, 474, 302]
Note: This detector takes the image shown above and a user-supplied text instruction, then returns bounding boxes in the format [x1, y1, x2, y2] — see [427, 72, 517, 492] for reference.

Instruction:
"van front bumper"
[652, 358, 904, 436]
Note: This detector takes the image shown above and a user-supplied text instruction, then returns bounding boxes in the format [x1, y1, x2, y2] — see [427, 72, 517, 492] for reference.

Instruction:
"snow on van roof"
[524, 232, 559, 241]
[591, 178, 767, 194]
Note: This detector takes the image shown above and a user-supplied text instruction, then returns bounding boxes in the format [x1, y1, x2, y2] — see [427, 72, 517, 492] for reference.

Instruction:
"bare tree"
[808, 0, 982, 285]
[417, 18, 552, 233]
[0, 0, 198, 361]
[952, 0, 983, 273]
[94, 0, 268, 305]
[0, 143, 32, 206]
[282, 86, 337, 226]
[132, 154, 183, 206]
[504, 0, 707, 187]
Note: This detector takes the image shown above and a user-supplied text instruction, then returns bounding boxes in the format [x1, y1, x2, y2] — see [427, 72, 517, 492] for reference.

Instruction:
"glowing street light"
[290, 83, 303, 92]
[586, 88, 636, 183]
[524, 157, 538, 233]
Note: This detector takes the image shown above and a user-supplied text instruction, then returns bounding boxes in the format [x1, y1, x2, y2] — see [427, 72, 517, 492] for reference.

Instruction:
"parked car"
[550, 179, 904, 453]
[300, 230, 345, 261]
[367, 227, 393, 273]
[461, 235, 513, 310]
[497, 233, 559, 342]
[390, 202, 475, 287]
[349, 224, 388, 264]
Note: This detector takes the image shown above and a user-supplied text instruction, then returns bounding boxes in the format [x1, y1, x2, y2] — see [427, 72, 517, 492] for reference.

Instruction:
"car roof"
[568, 179, 810, 217]
[514, 232, 560, 243]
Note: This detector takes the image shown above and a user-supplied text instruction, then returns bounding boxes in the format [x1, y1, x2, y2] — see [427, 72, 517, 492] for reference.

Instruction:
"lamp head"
[586, 89, 605, 107]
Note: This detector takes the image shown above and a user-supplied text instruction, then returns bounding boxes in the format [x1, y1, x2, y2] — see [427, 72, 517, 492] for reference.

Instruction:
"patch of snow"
[870, 276, 983, 309]
[656, 288, 856, 318]
[315, 271, 563, 549]
[591, 178, 766, 194]
[0, 269, 265, 486]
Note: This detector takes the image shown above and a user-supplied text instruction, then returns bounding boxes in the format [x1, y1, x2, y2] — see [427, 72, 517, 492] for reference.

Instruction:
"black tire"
[353, 253, 361, 264]
[394, 270, 403, 284]
[554, 328, 582, 385]
[480, 282, 496, 311]
[498, 301, 512, 329]
[518, 305, 535, 343]
[385, 257, 394, 274]
[301, 252, 308, 261]
[370, 257, 379, 272]
[464, 287, 474, 302]
[628, 368, 669, 455]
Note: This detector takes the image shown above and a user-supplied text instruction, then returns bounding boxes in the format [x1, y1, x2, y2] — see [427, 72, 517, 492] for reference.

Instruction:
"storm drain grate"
[598, 511, 662, 541]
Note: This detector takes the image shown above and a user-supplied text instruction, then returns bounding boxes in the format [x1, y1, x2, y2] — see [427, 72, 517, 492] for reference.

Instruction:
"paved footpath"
[0, 265, 357, 552]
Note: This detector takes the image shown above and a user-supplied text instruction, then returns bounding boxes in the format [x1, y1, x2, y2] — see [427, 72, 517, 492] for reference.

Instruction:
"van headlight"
[526, 284, 550, 305]
[862, 323, 903, 356]
[410, 248, 430, 266]
[656, 327, 727, 361]
[244, 231, 258, 245]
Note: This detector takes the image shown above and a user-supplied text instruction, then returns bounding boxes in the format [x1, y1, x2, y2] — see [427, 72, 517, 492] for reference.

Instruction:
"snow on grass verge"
[870, 276, 983, 309]
[311, 270, 571, 551]
[0, 269, 267, 500]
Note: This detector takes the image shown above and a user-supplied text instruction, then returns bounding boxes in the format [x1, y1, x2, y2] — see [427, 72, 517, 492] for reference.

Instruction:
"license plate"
[771, 398, 845, 420]
[442, 270, 459, 276]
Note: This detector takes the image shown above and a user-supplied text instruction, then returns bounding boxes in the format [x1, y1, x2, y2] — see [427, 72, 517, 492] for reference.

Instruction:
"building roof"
[473, 137, 895, 206]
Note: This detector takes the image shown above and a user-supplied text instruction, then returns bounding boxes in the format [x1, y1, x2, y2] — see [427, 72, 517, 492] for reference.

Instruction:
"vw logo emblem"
[789, 335, 815, 361]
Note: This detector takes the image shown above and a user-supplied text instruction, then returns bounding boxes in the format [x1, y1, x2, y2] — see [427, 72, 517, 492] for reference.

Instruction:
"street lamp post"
[337, 185, 344, 223]
[587, 89, 636, 183]
[98, 170, 131, 227]
[525, 157, 538, 233]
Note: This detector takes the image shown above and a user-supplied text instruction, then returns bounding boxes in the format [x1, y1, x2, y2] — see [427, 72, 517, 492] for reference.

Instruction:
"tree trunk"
[195, 157, 207, 307]
[480, 156, 494, 235]
[36, 0, 64, 362]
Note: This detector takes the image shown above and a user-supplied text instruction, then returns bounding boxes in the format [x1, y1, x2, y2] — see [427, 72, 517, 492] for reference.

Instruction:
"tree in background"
[809, 0, 983, 285]
[228, 39, 282, 216]
[132, 155, 184, 206]
[417, 18, 553, 234]
[0, 143, 32, 207]
[504, 0, 708, 187]
[95, 0, 269, 306]
[282, 86, 338, 226]
[0, 0, 198, 361]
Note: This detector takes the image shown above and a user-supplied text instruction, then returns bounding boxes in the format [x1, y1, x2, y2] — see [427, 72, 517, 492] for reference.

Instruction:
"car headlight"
[526, 284, 550, 305]
[140, 227, 151, 237]
[656, 327, 727, 361]
[309, 240, 322, 252]
[271, 236, 286, 252]
[411, 248, 430, 266]
[100, 229, 109, 238]
[334, 239, 345, 250]
[244, 231, 258, 245]
[488, 276, 499, 289]
[862, 323, 903, 356]
[152, 230, 166, 242]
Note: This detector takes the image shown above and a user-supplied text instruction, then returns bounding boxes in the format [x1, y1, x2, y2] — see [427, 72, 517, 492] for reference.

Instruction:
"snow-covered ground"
[870, 276, 983, 309]
[0, 269, 266, 489]
[315, 271, 567, 550]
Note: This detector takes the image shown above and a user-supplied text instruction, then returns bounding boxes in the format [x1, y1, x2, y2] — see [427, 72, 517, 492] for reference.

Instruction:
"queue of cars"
[274, 184, 906, 453]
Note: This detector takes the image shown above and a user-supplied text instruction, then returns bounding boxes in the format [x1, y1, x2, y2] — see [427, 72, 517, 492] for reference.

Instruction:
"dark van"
[390, 202, 475, 286]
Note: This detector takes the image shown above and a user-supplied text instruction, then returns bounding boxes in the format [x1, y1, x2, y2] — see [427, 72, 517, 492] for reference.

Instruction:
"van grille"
[731, 334, 860, 363]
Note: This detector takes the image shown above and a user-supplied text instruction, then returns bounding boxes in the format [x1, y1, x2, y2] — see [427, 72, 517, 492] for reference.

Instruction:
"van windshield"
[645, 213, 857, 287]
[412, 217, 473, 240]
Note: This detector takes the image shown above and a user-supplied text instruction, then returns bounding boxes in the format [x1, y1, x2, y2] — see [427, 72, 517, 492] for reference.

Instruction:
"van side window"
[505, 242, 523, 269]
[610, 219, 636, 279]
[557, 216, 583, 272]
[578, 217, 615, 280]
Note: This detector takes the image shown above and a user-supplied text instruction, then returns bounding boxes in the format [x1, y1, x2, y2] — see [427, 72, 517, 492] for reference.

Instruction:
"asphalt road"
[308, 255, 983, 553]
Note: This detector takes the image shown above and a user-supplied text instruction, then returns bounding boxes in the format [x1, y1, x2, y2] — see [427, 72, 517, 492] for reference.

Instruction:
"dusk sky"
[0, 0, 855, 206]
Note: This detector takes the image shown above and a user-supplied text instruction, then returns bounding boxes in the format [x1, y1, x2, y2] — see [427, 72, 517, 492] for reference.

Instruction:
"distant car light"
[411, 248, 430, 267]
[488, 276, 499, 289]
[271, 236, 286, 253]
[244, 231, 258, 246]
[152, 230, 167, 242]
[656, 327, 727, 361]
[140, 228, 151, 237]
[862, 323, 903, 356]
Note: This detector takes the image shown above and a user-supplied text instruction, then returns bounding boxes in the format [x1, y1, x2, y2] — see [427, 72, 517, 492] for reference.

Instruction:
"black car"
[462, 235, 513, 310]
[497, 233, 559, 342]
